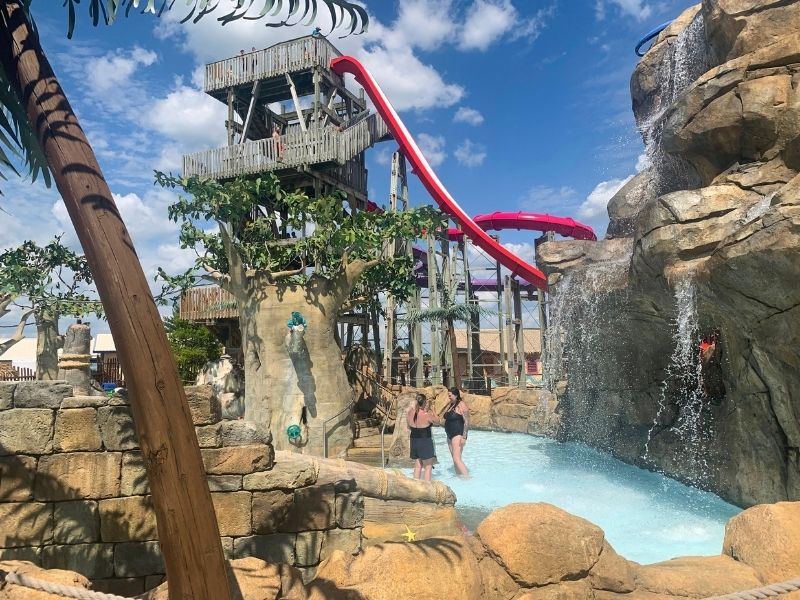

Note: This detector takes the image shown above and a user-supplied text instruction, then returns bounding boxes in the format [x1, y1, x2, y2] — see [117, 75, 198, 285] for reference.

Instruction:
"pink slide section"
[331, 56, 553, 290]
[448, 212, 596, 242]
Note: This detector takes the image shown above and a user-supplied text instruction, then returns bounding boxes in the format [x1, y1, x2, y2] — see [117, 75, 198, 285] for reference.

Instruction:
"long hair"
[448, 387, 462, 407]
[413, 393, 426, 422]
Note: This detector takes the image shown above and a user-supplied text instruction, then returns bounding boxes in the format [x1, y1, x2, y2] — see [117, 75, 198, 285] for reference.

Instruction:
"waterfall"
[645, 278, 713, 484]
[544, 260, 629, 436]
[639, 11, 710, 195]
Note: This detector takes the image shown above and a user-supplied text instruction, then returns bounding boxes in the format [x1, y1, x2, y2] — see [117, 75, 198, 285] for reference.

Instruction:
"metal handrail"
[322, 400, 355, 458]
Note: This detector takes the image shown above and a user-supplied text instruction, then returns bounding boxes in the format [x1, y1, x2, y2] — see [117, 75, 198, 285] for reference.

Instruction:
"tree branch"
[219, 222, 245, 294]
[0, 308, 33, 355]
[345, 258, 380, 284]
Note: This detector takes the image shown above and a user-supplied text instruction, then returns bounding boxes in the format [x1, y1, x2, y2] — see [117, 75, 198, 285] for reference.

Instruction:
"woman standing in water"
[443, 387, 470, 477]
[407, 393, 439, 481]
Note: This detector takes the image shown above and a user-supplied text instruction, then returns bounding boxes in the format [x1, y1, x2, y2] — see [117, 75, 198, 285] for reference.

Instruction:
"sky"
[0, 0, 693, 337]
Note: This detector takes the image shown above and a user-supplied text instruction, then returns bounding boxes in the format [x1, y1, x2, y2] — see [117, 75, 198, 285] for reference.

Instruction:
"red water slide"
[449, 212, 596, 242]
[331, 56, 553, 290]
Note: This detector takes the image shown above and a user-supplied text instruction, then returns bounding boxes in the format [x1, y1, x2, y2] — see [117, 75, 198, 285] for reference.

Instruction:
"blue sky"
[1, 0, 692, 335]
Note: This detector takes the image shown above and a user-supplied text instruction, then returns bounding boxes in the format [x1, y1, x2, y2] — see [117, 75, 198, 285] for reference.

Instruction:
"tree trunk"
[0, 4, 231, 599]
[240, 275, 354, 457]
[34, 311, 60, 380]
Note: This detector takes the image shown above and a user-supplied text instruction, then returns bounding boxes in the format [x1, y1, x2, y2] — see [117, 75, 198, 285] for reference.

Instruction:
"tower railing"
[182, 114, 389, 182]
[204, 36, 342, 92]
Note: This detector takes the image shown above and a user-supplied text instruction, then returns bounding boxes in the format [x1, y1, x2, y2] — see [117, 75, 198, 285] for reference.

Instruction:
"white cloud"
[357, 46, 464, 111]
[458, 1, 552, 51]
[502, 241, 537, 266]
[85, 47, 157, 96]
[597, 0, 653, 21]
[521, 185, 577, 212]
[577, 177, 632, 221]
[145, 86, 228, 150]
[454, 139, 487, 167]
[459, 0, 518, 51]
[453, 107, 484, 126]
[383, 0, 457, 52]
[417, 133, 446, 167]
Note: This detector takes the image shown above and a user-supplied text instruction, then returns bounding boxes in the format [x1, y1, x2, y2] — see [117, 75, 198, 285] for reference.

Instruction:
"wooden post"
[513, 278, 525, 388]
[426, 233, 440, 385]
[226, 88, 235, 146]
[0, 4, 231, 599]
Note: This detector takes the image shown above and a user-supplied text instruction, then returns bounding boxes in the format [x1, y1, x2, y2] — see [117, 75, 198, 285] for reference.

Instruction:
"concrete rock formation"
[6, 501, 800, 600]
[537, 0, 800, 506]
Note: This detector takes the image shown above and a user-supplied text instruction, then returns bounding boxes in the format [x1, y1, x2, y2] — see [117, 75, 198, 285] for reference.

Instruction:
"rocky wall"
[537, 0, 800, 506]
[0, 381, 456, 596]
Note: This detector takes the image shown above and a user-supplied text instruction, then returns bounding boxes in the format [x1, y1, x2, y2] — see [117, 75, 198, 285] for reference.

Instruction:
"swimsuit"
[443, 403, 465, 439]
[409, 424, 435, 460]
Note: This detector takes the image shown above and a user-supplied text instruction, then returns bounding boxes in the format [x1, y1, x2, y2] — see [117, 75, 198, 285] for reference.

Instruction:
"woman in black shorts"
[443, 387, 470, 477]
[407, 393, 439, 481]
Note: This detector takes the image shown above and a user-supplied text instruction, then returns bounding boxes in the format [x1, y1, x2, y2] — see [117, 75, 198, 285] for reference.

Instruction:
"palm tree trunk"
[0, 4, 231, 599]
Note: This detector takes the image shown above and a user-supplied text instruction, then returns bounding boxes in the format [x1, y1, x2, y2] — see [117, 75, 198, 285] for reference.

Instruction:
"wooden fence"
[0, 366, 35, 382]
[92, 359, 125, 387]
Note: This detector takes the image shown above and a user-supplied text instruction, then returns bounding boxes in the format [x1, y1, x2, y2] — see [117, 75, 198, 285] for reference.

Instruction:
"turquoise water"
[410, 428, 740, 565]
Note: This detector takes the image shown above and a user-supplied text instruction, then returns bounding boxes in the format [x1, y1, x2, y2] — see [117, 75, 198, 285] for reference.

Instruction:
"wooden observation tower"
[183, 35, 390, 207]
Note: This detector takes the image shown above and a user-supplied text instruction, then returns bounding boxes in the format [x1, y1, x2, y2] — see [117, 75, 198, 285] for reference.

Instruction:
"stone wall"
[0, 381, 456, 596]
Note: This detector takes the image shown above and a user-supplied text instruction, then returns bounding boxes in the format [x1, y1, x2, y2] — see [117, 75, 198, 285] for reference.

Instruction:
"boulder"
[723, 502, 800, 582]
[139, 557, 307, 600]
[311, 537, 482, 600]
[476, 503, 604, 587]
[703, 0, 800, 64]
[635, 555, 762, 597]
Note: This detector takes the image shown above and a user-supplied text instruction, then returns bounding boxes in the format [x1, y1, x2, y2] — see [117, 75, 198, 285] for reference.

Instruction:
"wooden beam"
[239, 80, 261, 144]
[285, 72, 307, 134]
[226, 88, 235, 146]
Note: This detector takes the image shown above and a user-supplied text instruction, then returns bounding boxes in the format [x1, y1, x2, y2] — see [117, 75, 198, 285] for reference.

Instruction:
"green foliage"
[155, 172, 446, 308]
[0, 236, 102, 319]
[405, 303, 487, 327]
[164, 309, 222, 383]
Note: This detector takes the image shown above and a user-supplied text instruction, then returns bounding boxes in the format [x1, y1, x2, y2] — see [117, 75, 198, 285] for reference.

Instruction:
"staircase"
[343, 354, 403, 468]
[346, 415, 386, 467]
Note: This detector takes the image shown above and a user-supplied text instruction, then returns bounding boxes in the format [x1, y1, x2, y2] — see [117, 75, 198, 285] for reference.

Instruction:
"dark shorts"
[410, 436, 436, 461]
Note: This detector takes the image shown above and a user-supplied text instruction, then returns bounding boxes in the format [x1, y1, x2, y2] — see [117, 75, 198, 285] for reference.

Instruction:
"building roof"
[92, 333, 117, 353]
[0, 337, 38, 362]
[453, 328, 542, 355]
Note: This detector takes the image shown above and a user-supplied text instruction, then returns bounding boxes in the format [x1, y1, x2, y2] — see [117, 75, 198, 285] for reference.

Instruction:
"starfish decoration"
[401, 524, 417, 542]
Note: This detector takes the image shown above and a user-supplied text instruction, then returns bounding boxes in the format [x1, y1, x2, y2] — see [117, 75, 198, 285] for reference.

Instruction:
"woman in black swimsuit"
[443, 387, 470, 477]
[407, 393, 439, 481]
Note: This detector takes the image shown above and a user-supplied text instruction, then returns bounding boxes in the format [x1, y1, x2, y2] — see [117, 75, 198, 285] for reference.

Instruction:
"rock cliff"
[537, 0, 800, 506]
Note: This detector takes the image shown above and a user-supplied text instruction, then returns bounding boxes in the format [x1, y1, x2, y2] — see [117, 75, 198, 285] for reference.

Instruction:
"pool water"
[407, 428, 740, 564]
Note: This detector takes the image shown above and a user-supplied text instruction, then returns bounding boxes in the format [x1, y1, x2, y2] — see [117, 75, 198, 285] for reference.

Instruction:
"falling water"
[639, 11, 710, 196]
[646, 278, 713, 484]
[544, 260, 630, 433]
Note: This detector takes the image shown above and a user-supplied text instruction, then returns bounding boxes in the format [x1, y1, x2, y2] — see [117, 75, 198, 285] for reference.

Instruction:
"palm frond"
[404, 303, 493, 327]
[0, 63, 51, 196]
[51, 0, 369, 39]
